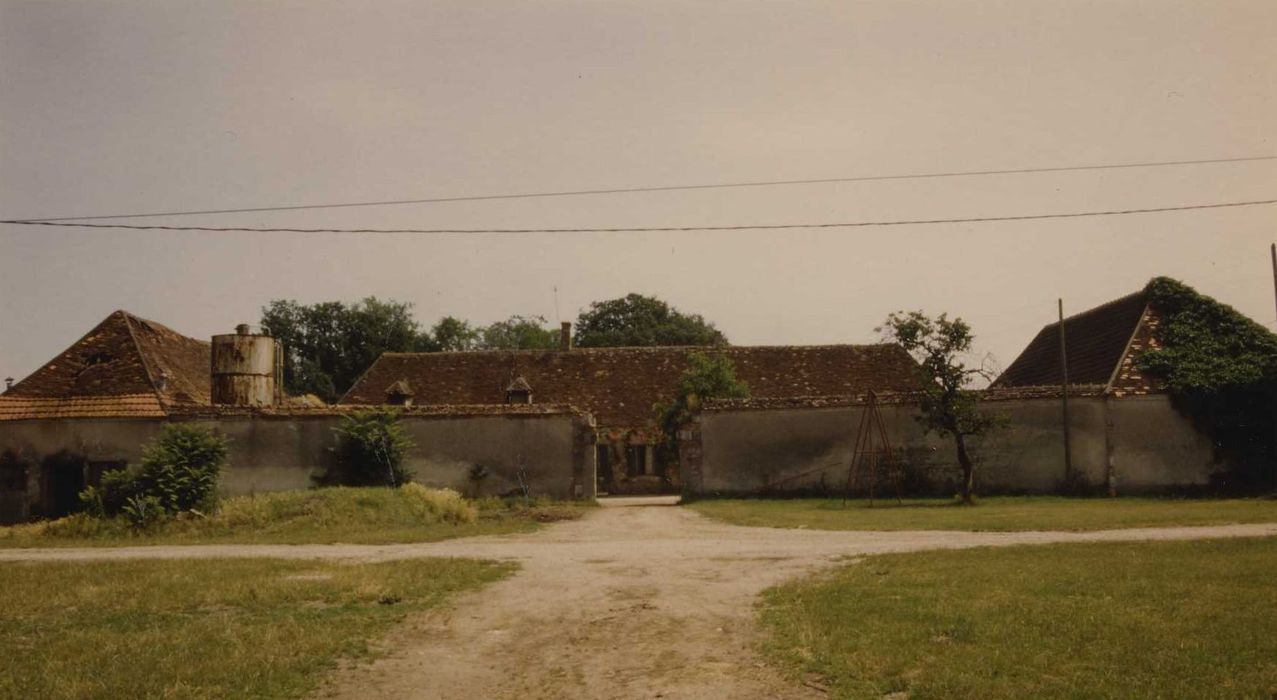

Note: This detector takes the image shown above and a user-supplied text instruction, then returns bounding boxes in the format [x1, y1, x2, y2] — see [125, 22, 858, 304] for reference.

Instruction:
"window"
[625, 445, 647, 477]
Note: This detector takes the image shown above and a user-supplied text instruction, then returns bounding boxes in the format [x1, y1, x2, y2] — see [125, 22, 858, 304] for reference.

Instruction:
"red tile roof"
[0, 394, 166, 421]
[993, 292, 1149, 389]
[340, 344, 921, 431]
[1, 310, 212, 419]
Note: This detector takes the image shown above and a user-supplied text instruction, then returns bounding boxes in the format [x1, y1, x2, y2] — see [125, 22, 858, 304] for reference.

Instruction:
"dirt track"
[4, 499, 1275, 699]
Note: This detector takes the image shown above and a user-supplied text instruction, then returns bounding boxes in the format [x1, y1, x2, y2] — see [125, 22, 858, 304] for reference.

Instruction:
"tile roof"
[1, 310, 212, 418]
[993, 291, 1149, 389]
[0, 394, 166, 421]
[340, 344, 921, 431]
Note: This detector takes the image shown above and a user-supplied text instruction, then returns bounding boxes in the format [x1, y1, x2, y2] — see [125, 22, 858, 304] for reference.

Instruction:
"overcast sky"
[2, 0, 1275, 384]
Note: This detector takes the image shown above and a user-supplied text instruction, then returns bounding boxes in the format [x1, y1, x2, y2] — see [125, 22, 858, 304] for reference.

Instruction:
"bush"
[399, 483, 476, 524]
[327, 409, 415, 487]
[83, 424, 229, 523]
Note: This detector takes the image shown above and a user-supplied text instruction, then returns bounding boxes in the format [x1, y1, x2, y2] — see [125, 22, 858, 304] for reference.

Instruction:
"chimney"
[559, 322, 572, 351]
[235, 323, 251, 335]
[3, 377, 12, 391]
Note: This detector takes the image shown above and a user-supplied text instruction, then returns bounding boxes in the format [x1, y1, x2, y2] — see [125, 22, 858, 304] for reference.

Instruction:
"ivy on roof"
[1138, 276, 1277, 393]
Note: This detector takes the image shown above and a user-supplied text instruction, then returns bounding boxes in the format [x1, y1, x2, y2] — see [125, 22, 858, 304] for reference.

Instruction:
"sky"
[2, 0, 1275, 385]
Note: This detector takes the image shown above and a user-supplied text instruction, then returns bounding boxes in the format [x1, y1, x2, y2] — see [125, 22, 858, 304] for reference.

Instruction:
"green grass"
[0, 485, 592, 548]
[688, 496, 1277, 532]
[0, 556, 513, 699]
[760, 537, 1277, 699]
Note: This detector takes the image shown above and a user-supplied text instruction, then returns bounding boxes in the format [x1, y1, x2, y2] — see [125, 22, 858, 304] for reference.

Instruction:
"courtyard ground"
[2, 497, 1275, 699]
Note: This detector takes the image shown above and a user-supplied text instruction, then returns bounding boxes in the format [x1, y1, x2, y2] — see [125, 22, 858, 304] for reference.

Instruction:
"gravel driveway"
[4, 498, 1274, 699]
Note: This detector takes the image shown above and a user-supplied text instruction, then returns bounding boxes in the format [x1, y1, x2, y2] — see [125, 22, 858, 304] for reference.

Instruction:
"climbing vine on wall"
[1137, 276, 1277, 489]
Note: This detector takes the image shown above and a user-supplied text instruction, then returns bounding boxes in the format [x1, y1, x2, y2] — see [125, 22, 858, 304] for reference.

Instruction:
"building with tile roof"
[340, 337, 922, 493]
[0, 310, 213, 419]
[993, 290, 1164, 397]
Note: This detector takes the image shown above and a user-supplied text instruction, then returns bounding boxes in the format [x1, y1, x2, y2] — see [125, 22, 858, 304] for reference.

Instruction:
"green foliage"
[327, 409, 416, 487]
[1, 487, 591, 547]
[655, 352, 749, 461]
[86, 424, 229, 524]
[1140, 277, 1277, 392]
[1137, 277, 1277, 489]
[880, 311, 1001, 502]
[480, 314, 559, 349]
[574, 293, 727, 347]
[261, 297, 435, 402]
[429, 315, 479, 351]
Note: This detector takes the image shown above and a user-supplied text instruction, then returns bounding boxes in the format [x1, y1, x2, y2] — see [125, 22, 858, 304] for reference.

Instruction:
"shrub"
[85, 424, 229, 521]
[327, 409, 415, 487]
[399, 483, 476, 524]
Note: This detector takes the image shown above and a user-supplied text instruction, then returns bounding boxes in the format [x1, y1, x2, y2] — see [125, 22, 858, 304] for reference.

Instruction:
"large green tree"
[879, 311, 999, 504]
[480, 315, 559, 350]
[429, 316, 479, 352]
[261, 298, 432, 402]
[574, 293, 727, 347]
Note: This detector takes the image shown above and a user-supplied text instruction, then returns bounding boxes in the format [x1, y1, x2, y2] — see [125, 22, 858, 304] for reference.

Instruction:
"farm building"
[339, 323, 923, 494]
[0, 312, 596, 523]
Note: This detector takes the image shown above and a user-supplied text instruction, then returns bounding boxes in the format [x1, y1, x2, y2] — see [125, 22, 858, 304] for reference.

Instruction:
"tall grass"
[0, 485, 588, 547]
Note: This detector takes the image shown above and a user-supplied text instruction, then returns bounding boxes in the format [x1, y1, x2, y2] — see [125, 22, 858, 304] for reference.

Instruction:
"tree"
[1137, 277, 1277, 490]
[575, 293, 727, 348]
[655, 352, 749, 467]
[430, 316, 480, 352]
[261, 297, 431, 402]
[480, 315, 559, 350]
[878, 311, 999, 504]
[326, 408, 416, 487]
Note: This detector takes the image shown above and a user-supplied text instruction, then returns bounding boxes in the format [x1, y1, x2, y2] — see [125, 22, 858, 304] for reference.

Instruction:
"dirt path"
[4, 501, 1275, 699]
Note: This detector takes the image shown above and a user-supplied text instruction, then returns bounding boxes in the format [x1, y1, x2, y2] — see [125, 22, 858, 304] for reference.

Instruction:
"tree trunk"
[955, 433, 975, 504]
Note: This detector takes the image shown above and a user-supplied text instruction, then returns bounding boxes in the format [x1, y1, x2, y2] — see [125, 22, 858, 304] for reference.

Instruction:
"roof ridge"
[120, 311, 168, 407]
[376, 342, 894, 359]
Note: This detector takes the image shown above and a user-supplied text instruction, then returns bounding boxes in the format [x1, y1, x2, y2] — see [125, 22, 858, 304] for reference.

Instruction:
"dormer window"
[384, 379, 415, 407]
[505, 376, 533, 404]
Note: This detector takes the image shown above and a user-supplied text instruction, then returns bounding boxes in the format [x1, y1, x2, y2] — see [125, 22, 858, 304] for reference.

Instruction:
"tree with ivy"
[879, 311, 999, 504]
[1137, 277, 1277, 490]
[655, 352, 749, 468]
[326, 408, 416, 487]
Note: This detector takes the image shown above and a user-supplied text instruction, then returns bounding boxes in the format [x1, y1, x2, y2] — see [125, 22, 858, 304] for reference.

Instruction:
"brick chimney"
[559, 322, 572, 351]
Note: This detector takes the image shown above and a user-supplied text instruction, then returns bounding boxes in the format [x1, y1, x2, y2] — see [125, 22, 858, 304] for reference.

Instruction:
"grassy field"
[760, 537, 1277, 699]
[0, 556, 512, 699]
[688, 496, 1277, 532]
[0, 485, 591, 548]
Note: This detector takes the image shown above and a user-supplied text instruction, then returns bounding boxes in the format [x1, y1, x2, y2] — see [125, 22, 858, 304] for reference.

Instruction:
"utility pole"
[1271, 243, 1276, 322]
[1271, 244, 1277, 492]
[1059, 298, 1073, 481]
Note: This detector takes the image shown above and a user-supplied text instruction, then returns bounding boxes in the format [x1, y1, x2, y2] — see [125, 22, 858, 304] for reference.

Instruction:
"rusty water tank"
[211, 324, 281, 407]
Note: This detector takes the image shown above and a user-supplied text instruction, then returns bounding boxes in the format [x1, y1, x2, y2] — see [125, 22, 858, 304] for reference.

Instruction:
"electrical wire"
[3, 197, 1274, 234]
[7, 155, 1275, 223]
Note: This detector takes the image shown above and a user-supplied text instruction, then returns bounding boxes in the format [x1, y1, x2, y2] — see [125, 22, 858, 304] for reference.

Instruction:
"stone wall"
[686, 392, 1219, 497]
[0, 407, 596, 524]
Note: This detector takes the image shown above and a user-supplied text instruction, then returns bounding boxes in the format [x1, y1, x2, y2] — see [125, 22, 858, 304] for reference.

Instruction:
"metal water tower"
[211, 324, 282, 407]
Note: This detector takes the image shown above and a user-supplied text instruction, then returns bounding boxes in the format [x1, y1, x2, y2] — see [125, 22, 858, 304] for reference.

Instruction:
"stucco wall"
[691, 394, 1216, 496]
[0, 411, 595, 523]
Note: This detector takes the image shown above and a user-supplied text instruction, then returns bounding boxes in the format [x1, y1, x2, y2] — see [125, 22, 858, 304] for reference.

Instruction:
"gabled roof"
[341, 344, 921, 431]
[1, 310, 211, 418]
[384, 379, 415, 397]
[993, 291, 1150, 389]
[505, 376, 533, 393]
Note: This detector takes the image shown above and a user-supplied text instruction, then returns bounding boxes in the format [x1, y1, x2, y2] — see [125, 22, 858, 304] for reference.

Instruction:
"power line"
[4, 197, 1274, 234]
[7, 154, 1276, 223]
